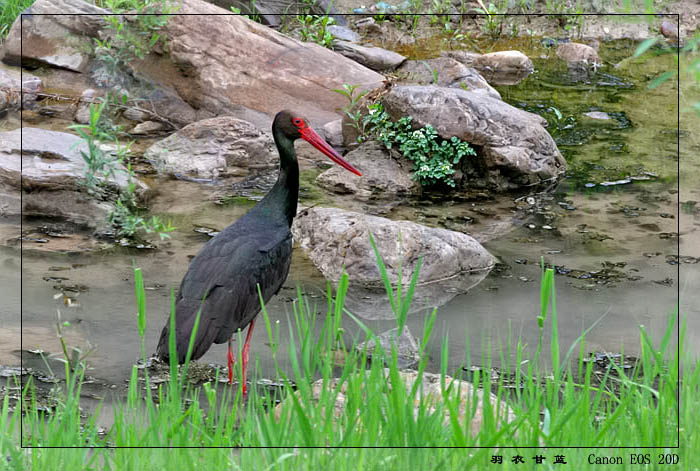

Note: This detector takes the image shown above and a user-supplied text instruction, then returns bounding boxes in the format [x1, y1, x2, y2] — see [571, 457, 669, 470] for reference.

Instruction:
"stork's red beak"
[300, 126, 362, 176]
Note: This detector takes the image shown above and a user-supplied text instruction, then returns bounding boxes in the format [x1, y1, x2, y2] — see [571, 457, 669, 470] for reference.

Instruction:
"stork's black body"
[156, 110, 361, 393]
[155, 202, 293, 363]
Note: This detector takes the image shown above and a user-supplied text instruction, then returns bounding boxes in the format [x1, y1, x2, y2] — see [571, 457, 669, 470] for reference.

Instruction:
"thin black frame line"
[16, 11, 683, 451]
[12, 13, 677, 16]
[18, 445, 682, 449]
[19, 10, 24, 448]
[675, 11, 680, 453]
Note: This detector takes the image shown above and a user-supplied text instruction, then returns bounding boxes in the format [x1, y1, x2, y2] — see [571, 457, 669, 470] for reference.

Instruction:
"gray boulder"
[0, 127, 148, 228]
[1, 127, 144, 193]
[315, 141, 420, 200]
[381, 85, 566, 190]
[445, 50, 534, 86]
[0, 64, 42, 112]
[291, 207, 494, 286]
[144, 116, 277, 179]
[332, 40, 406, 72]
[1, 0, 110, 72]
[397, 57, 501, 100]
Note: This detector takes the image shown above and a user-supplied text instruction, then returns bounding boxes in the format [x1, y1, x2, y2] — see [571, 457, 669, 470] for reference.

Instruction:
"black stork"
[156, 110, 361, 395]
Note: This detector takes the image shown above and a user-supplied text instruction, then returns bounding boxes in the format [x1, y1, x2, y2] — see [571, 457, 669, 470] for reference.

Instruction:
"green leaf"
[633, 37, 658, 58]
[134, 267, 146, 338]
[648, 70, 675, 90]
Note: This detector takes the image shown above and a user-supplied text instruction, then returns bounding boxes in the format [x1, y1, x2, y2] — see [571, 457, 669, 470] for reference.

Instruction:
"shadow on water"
[3, 38, 697, 424]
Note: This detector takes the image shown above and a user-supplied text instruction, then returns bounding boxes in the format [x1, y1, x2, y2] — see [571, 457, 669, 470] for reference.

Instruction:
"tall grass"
[0, 0, 34, 38]
[1, 244, 692, 469]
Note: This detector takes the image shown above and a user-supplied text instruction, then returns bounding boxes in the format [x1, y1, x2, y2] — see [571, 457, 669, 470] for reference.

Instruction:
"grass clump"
[296, 14, 335, 48]
[2, 242, 691, 468]
[0, 0, 34, 38]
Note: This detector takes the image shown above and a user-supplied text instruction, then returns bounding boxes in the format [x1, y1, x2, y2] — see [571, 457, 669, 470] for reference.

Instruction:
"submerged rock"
[356, 326, 419, 369]
[445, 50, 534, 86]
[274, 368, 516, 437]
[556, 42, 602, 68]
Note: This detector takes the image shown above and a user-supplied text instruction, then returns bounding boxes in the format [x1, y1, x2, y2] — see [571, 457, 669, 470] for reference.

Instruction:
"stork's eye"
[292, 117, 304, 128]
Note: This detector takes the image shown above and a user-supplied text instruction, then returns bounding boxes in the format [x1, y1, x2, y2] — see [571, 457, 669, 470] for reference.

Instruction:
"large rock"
[445, 50, 534, 86]
[160, 0, 384, 125]
[397, 57, 501, 100]
[291, 207, 494, 286]
[0, 128, 148, 228]
[1, 0, 110, 72]
[381, 86, 566, 190]
[144, 116, 276, 179]
[315, 141, 420, 200]
[1, 128, 145, 192]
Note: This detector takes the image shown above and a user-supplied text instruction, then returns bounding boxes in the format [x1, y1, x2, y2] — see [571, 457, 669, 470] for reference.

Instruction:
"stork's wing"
[156, 226, 292, 363]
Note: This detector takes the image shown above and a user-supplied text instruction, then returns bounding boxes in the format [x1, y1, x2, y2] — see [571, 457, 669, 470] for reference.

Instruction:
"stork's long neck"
[256, 128, 299, 227]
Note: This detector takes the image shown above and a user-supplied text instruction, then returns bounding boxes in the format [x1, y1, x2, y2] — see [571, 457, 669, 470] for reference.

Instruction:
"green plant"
[332, 83, 370, 136]
[428, 0, 452, 29]
[230, 0, 262, 22]
[297, 14, 335, 48]
[109, 197, 175, 240]
[0, 0, 34, 38]
[68, 99, 126, 195]
[92, 0, 176, 82]
[473, 0, 507, 39]
[4, 235, 689, 459]
[443, 24, 469, 47]
[68, 99, 175, 241]
[363, 103, 476, 187]
[544, 0, 584, 35]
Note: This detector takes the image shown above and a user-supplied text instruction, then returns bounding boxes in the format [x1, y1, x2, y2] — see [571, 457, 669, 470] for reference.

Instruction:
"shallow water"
[3, 39, 697, 403]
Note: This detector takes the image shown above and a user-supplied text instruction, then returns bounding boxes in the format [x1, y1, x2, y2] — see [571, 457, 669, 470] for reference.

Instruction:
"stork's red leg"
[227, 338, 235, 385]
[240, 319, 256, 396]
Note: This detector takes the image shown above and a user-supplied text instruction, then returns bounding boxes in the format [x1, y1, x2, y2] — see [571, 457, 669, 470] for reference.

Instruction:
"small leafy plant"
[68, 100, 125, 195]
[297, 14, 335, 48]
[473, 0, 507, 39]
[331, 83, 369, 136]
[92, 0, 176, 83]
[68, 98, 174, 241]
[363, 103, 476, 187]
